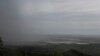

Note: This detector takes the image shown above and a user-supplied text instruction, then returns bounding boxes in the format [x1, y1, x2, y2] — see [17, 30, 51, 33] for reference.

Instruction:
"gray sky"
[1, 0, 100, 45]
[18, 0, 100, 35]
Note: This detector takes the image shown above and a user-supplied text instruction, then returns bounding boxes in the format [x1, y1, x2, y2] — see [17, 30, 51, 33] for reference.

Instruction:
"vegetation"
[0, 36, 100, 56]
[1, 44, 99, 56]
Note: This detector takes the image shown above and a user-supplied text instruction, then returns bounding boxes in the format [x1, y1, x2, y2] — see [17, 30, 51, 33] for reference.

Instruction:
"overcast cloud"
[1, 0, 100, 45]
[19, 0, 100, 34]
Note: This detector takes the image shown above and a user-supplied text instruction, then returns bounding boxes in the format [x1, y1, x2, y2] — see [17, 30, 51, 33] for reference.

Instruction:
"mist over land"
[2, 34, 100, 46]
[1, 0, 100, 46]
[1, 0, 100, 56]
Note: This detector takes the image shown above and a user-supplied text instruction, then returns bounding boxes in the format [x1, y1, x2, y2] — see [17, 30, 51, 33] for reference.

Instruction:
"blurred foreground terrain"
[1, 35, 100, 56]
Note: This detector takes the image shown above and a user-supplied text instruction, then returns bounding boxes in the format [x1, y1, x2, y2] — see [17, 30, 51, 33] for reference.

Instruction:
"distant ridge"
[63, 49, 91, 56]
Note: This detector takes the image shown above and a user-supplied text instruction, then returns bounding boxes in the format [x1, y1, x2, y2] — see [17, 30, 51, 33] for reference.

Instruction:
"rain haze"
[1, 0, 100, 45]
